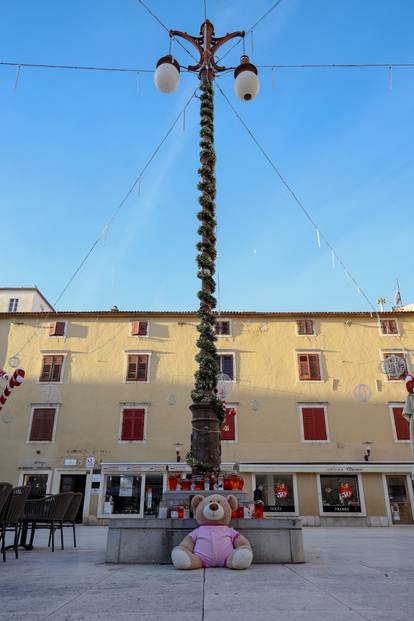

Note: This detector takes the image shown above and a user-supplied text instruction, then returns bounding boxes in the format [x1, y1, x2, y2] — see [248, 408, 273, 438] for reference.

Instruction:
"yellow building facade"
[0, 307, 413, 526]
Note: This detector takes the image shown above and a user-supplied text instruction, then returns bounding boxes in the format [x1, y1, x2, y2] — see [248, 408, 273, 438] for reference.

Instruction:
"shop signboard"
[264, 504, 295, 514]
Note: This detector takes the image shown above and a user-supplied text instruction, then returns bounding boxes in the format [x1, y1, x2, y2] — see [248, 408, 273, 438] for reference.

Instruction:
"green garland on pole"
[191, 76, 225, 424]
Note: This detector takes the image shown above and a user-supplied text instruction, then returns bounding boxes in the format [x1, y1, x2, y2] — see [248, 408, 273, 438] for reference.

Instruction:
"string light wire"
[217, 83, 381, 321]
[217, 0, 285, 63]
[0, 60, 154, 73]
[136, 0, 198, 63]
[11, 89, 198, 359]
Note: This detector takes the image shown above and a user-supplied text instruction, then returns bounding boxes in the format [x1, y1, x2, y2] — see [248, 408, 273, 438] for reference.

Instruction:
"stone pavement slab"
[0, 525, 413, 620]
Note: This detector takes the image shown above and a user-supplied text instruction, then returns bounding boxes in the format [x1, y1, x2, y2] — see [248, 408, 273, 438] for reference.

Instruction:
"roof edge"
[1, 310, 414, 319]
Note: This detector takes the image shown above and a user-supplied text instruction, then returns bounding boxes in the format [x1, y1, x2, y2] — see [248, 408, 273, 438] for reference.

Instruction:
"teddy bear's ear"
[226, 495, 238, 511]
[190, 495, 204, 512]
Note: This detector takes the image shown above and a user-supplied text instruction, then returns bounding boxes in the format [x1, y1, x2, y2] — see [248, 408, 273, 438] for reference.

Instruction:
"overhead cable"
[217, 0, 285, 63]
[53, 88, 197, 308]
[136, 0, 198, 62]
[217, 84, 381, 320]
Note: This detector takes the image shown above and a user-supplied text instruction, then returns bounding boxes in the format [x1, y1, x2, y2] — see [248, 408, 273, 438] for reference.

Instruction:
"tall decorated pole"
[189, 71, 223, 472]
[154, 20, 260, 473]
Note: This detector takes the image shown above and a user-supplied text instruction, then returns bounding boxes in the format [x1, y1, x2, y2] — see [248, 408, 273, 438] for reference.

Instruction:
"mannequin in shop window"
[253, 484, 264, 503]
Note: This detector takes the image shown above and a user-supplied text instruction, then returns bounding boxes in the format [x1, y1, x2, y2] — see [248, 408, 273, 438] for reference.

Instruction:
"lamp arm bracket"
[170, 25, 245, 75]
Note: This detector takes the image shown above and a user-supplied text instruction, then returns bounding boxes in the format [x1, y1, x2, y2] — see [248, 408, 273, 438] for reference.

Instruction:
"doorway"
[59, 474, 86, 523]
[386, 475, 413, 524]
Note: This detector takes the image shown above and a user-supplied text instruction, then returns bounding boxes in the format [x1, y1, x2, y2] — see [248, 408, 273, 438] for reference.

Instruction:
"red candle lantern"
[168, 475, 178, 491]
[223, 476, 233, 490]
[181, 479, 191, 491]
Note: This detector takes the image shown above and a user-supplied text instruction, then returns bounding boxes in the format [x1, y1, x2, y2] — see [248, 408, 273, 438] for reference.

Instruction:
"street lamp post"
[155, 20, 259, 473]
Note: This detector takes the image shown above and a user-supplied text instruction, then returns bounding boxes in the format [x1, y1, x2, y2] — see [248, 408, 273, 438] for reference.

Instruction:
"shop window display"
[320, 475, 362, 513]
[255, 474, 295, 514]
[104, 475, 141, 515]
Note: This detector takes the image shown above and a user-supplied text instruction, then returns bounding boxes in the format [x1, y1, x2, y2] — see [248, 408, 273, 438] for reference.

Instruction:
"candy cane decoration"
[0, 368, 25, 412]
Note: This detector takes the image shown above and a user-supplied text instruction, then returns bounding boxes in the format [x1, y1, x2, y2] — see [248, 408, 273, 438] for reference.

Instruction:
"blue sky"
[1, 0, 413, 312]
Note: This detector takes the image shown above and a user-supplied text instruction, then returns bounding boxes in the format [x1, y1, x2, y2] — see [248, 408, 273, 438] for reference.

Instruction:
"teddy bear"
[171, 494, 253, 570]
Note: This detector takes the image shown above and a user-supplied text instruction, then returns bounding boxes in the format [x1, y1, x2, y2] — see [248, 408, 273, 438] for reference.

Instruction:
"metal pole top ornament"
[154, 20, 259, 473]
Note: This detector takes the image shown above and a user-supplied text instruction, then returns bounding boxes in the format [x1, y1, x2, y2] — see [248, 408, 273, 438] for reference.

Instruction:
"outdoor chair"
[49, 492, 83, 548]
[0, 485, 30, 562]
[24, 492, 73, 552]
[0, 483, 12, 519]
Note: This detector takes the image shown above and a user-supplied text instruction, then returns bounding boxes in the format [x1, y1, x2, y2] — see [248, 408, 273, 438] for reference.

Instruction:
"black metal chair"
[0, 483, 12, 517]
[24, 492, 73, 552]
[51, 492, 83, 548]
[0, 485, 30, 562]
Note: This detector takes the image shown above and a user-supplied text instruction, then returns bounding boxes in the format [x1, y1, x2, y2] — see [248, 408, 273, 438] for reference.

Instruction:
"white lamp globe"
[234, 56, 260, 101]
[154, 55, 180, 94]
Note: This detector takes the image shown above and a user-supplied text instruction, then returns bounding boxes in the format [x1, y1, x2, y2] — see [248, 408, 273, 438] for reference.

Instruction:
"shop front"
[242, 463, 414, 527]
[98, 463, 170, 519]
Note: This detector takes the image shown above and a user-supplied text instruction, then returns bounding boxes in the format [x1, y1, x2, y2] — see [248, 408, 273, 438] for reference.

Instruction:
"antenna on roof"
[376, 297, 387, 312]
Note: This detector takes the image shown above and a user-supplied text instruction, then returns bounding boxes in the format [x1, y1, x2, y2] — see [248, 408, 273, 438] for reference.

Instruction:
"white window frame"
[123, 351, 152, 384]
[298, 403, 330, 443]
[118, 404, 148, 444]
[98, 473, 145, 519]
[215, 319, 232, 338]
[388, 402, 410, 443]
[48, 320, 67, 338]
[18, 470, 52, 494]
[295, 350, 325, 383]
[37, 351, 68, 385]
[317, 473, 366, 517]
[216, 351, 236, 382]
[296, 318, 316, 336]
[378, 318, 400, 337]
[130, 320, 150, 338]
[380, 349, 411, 382]
[252, 472, 300, 517]
[27, 404, 59, 444]
[221, 402, 238, 444]
[8, 298, 19, 312]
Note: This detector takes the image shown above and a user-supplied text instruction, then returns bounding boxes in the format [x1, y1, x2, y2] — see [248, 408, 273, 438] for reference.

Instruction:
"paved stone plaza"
[0, 526, 413, 620]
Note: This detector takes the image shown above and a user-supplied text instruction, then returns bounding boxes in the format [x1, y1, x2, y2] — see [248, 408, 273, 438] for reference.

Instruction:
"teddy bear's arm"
[178, 534, 196, 553]
[233, 533, 252, 550]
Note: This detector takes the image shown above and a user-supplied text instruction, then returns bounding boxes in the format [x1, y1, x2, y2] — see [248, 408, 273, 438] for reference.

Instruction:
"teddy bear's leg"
[171, 546, 203, 570]
[226, 546, 253, 570]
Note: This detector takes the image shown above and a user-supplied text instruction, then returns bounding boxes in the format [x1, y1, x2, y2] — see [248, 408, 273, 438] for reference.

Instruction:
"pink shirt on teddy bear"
[189, 525, 240, 568]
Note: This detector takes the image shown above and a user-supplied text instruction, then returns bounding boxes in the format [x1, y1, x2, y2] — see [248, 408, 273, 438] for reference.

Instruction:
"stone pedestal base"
[106, 517, 304, 564]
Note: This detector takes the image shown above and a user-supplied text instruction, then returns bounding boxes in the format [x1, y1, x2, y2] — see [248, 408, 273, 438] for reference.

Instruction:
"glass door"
[386, 476, 413, 524]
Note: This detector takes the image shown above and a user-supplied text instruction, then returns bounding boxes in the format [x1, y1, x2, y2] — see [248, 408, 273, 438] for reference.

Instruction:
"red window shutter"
[127, 355, 138, 380]
[221, 408, 236, 441]
[55, 322, 66, 336]
[298, 354, 310, 380]
[138, 355, 148, 381]
[30, 409, 56, 441]
[121, 409, 145, 441]
[131, 322, 140, 336]
[392, 407, 410, 440]
[309, 354, 321, 380]
[297, 320, 306, 335]
[302, 407, 327, 441]
[138, 321, 148, 336]
[51, 356, 63, 382]
[305, 320, 314, 335]
[40, 356, 53, 382]
[381, 320, 398, 335]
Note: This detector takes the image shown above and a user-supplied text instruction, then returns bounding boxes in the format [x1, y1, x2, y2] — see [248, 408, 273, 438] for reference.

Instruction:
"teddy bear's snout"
[209, 502, 219, 511]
